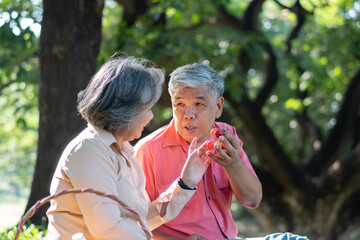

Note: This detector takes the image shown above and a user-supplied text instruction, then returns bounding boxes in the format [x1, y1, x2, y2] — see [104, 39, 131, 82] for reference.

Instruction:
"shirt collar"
[87, 123, 116, 145]
[163, 119, 190, 152]
[87, 123, 134, 154]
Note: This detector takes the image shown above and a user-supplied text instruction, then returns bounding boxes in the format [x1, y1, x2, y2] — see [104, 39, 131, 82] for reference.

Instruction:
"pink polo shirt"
[134, 120, 257, 239]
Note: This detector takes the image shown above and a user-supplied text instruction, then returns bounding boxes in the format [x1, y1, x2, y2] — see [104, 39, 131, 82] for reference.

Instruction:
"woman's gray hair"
[77, 54, 164, 132]
[168, 63, 224, 99]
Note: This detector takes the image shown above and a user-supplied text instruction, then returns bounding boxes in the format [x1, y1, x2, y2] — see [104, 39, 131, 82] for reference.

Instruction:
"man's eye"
[175, 102, 184, 106]
[196, 102, 205, 106]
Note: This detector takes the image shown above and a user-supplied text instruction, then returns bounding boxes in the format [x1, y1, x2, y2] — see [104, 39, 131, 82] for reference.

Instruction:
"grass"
[0, 222, 46, 240]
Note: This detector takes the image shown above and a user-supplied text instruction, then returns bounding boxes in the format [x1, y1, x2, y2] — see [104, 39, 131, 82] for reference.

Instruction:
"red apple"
[210, 128, 223, 138]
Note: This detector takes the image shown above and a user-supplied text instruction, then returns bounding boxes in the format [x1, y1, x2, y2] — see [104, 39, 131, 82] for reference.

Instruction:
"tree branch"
[274, 0, 311, 53]
[251, 167, 295, 232]
[353, 113, 360, 147]
[317, 143, 360, 199]
[273, 0, 291, 10]
[310, 143, 360, 240]
[243, 0, 265, 31]
[225, 92, 305, 193]
[296, 113, 322, 149]
[115, 0, 150, 26]
[307, 69, 360, 176]
[285, 1, 311, 53]
[213, 0, 277, 108]
[114, 0, 151, 49]
[0, 80, 17, 94]
[211, 0, 243, 30]
[254, 40, 279, 109]
[295, 88, 323, 161]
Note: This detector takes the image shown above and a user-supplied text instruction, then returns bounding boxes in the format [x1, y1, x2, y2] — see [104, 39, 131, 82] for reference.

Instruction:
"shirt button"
[208, 196, 211, 200]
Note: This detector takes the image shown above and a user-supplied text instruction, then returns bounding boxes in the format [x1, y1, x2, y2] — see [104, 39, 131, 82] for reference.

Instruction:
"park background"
[0, 0, 359, 239]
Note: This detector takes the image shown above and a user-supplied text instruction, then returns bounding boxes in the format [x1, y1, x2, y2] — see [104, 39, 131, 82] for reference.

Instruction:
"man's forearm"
[225, 159, 262, 208]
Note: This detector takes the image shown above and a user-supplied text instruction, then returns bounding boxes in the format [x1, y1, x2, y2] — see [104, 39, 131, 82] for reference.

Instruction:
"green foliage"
[0, 0, 40, 201]
[98, 0, 359, 163]
[0, 222, 46, 240]
[1, 0, 359, 228]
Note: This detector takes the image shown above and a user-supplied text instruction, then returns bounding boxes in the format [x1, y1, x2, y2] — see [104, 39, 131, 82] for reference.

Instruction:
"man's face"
[171, 86, 224, 146]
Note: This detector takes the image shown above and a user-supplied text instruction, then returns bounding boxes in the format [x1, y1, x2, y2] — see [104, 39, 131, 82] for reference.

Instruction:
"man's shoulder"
[214, 121, 236, 133]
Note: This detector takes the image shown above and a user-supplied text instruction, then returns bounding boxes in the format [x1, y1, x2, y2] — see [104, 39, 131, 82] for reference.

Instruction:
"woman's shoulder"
[62, 128, 112, 160]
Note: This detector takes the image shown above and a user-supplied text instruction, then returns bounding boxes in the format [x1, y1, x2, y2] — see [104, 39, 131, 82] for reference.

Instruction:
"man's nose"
[184, 106, 196, 119]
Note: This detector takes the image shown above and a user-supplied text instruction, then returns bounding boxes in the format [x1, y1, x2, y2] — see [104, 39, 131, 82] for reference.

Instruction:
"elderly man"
[134, 63, 262, 240]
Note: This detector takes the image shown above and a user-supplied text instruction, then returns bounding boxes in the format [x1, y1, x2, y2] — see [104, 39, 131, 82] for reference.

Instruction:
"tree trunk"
[25, 0, 104, 224]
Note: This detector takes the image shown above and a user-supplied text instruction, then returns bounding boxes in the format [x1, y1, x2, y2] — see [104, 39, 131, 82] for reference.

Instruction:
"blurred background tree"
[1, 0, 359, 239]
[0, 0, 40, 202]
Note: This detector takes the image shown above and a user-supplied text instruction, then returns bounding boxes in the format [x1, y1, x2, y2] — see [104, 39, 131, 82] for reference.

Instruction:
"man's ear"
[215, 97, 224, 119]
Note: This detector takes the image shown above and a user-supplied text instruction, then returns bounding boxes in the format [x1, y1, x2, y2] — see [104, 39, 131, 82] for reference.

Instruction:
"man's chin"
[178, 132, 193, 144]
[184, 135, 200, 145]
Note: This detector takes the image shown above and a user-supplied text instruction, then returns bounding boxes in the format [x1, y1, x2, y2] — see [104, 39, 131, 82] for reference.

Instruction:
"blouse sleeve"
[135, 140, 196, 230]
[146, 179, 196, 230]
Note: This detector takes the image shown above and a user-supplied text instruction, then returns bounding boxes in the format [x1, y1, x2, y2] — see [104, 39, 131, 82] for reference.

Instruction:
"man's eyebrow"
[195, 96, 206, 101]
[173, 96, 206, 101]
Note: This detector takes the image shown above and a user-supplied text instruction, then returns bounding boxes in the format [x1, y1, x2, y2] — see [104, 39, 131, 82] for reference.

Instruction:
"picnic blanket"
[264, 232, 309, 240]
[229, 232, 309, 240]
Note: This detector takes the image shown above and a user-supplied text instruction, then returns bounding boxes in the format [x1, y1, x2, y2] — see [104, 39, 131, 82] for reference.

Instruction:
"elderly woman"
[46, 55, 212, 240]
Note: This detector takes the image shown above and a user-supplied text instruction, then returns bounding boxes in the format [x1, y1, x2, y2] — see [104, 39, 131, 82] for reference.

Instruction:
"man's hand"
[206, 129, 242, 167]
[180, 137, 212, 189]
[206, 129, 263, 208]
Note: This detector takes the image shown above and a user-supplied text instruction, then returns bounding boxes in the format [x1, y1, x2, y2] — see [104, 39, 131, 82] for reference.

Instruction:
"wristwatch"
[177, 177, 197, 190]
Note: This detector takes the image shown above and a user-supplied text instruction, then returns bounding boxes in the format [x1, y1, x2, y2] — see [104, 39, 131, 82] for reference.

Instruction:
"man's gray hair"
[168, 63, 224, 99]
[77, 54, 164, 132]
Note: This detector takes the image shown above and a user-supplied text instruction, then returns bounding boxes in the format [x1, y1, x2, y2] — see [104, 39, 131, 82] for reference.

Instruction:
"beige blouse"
[46, 125, 195, 240]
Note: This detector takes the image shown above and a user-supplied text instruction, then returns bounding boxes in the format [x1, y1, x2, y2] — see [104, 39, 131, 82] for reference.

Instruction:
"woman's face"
[117, 106, 154, 142]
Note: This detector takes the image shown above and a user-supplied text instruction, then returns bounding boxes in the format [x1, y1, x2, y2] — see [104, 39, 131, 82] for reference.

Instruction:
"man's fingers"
[203, 157, 213, 167]
[222, 129, 241, 150]
[206, 151, 222, 162]
[197, 140, 209, 155]
[189, 137, 198, 153]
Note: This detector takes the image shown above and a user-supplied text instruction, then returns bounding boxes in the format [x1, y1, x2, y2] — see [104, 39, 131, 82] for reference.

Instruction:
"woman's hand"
[180, 137, 212, 189]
